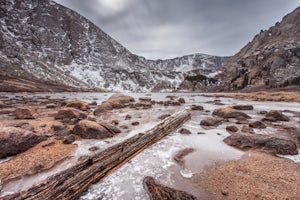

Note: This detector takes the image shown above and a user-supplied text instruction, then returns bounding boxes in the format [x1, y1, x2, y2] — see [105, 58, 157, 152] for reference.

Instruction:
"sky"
[54, 0, 299, 59]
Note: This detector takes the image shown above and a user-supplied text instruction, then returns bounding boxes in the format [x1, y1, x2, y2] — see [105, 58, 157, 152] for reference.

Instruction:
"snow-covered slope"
[0, 0, 224, 92]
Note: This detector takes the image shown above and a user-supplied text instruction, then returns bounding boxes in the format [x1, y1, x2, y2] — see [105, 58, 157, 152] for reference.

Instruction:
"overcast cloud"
[54, 0, 299, 59]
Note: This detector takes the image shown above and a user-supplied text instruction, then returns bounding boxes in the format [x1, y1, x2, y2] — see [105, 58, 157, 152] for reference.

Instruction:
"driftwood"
[2, 109, 191, 200]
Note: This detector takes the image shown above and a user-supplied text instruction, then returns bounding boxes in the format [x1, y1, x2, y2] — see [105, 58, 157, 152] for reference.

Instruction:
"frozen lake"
[1, 92, 300, 199]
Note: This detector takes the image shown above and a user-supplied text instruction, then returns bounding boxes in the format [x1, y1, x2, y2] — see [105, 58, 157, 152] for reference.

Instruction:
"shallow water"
[1, 92, 300, 198]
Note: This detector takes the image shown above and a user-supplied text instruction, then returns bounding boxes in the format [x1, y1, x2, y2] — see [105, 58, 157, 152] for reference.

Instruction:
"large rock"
[54, 108, 87, 124]
[200, 117, 223, 127]
[66, 100, 90, 111]
[249, 121, 266, 129]
[94, 94, 134, 115]
[264, 110, 290, 122]
[213, 107, 251, 119]
[224, 133, 298, 155]
[72, 120, 118, 139]
[0, 127, 45, 158]
[14, 107, 36, 119]
[143, 176, 196, 200]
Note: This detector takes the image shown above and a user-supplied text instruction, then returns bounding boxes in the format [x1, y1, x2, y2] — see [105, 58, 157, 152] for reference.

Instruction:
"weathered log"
[2, 109, 191, 200]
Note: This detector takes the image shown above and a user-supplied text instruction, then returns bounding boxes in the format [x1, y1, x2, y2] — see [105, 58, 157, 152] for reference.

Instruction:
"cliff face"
[219, 7, 300, 91]
[0, 0, 224, 92]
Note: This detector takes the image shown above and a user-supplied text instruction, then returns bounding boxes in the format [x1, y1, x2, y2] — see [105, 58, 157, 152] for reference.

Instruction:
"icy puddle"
[1, 93, 300, 198]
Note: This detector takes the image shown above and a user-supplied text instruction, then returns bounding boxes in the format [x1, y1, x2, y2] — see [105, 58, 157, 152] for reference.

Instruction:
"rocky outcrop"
[224, 133, 298, 155]
[143, 176, 196, 200]
[219, 7, 300, 91]
[0, 127, 45, 158]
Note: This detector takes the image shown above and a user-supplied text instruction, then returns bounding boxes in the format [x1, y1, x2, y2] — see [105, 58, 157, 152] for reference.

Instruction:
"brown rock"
[164, 100, 181, 106]
[125, 114, 132, 120]
[143, 176, 196, 200]
[131, 121, 140, 126]
[94, 94, 134, 115]
[63, 135, 75, 144]
[191, 105, 204, 110]
[249, 121, 266, 129]
[72, 120, 114, 139]
[139, 97, 152, 102]
[178, 98, 186, 104]
[224, 133, 298, 155]
[46, 103, 57, 108]
[200, 117, 223, 127]
[119, 125, 129, 129]
[179, 128, 192, 134]
[66, 100, 90, 111]
[111, 120, 119, 125]
[232, 105, 254, 110]
[174, 148, 195, 166]
[89, 146, 99, 151]
[241, 125, 255, 134]
[0, 127, 45, 158]
[226, 125, 239, 133]
[264, 110, 290, 122]
[55, 108, 87, 124]
[14, 107, 36, 119]
[212, 107, 251, 119]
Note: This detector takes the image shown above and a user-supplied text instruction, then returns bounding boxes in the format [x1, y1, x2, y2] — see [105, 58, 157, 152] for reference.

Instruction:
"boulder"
[178, 98, 186, 104]
[94, 94, 134, 115]
[212, 107, 251, 119]
[179, 128, 192, 134]
[264, 110, 290, 122]
[46, 103, 57, 108]
[63, 135, 75, 144]
[249, 121, 266, 129]
[0, 127, 45, 158]
[226, 125, 239, 133]
[224, 133, 298, 155]
[66, 100, 90, 111]
[54, 108, 87, 124]
[131, 121, 140, 126]
[72, 120, 118, 139]
[232, 105, 254, 110]
[200, 117, 223, 127]
[143, 176, 196, 200]
[190, 105, 204, 110]
[125, 114, 132, 120]
[14, 107, 36, 119]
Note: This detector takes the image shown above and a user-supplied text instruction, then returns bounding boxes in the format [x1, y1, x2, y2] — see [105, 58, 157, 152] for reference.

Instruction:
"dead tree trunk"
[2, 109, 191, 200]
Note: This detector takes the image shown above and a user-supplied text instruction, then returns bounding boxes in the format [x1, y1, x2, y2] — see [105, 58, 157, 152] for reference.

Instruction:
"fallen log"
[2, 109, 191, 200]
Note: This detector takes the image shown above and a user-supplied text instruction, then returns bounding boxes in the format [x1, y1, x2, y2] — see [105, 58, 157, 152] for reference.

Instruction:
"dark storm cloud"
[54, 0, 299, 59]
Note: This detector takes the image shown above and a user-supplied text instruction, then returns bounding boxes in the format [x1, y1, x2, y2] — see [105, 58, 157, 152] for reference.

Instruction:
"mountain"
[0, 0, 224, 92]
[218, 6, 300, 91]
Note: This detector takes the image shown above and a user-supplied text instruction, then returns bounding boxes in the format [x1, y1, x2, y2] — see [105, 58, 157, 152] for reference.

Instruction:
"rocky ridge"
[0, 0, 224, 92]
[219, 6, 300, 91]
